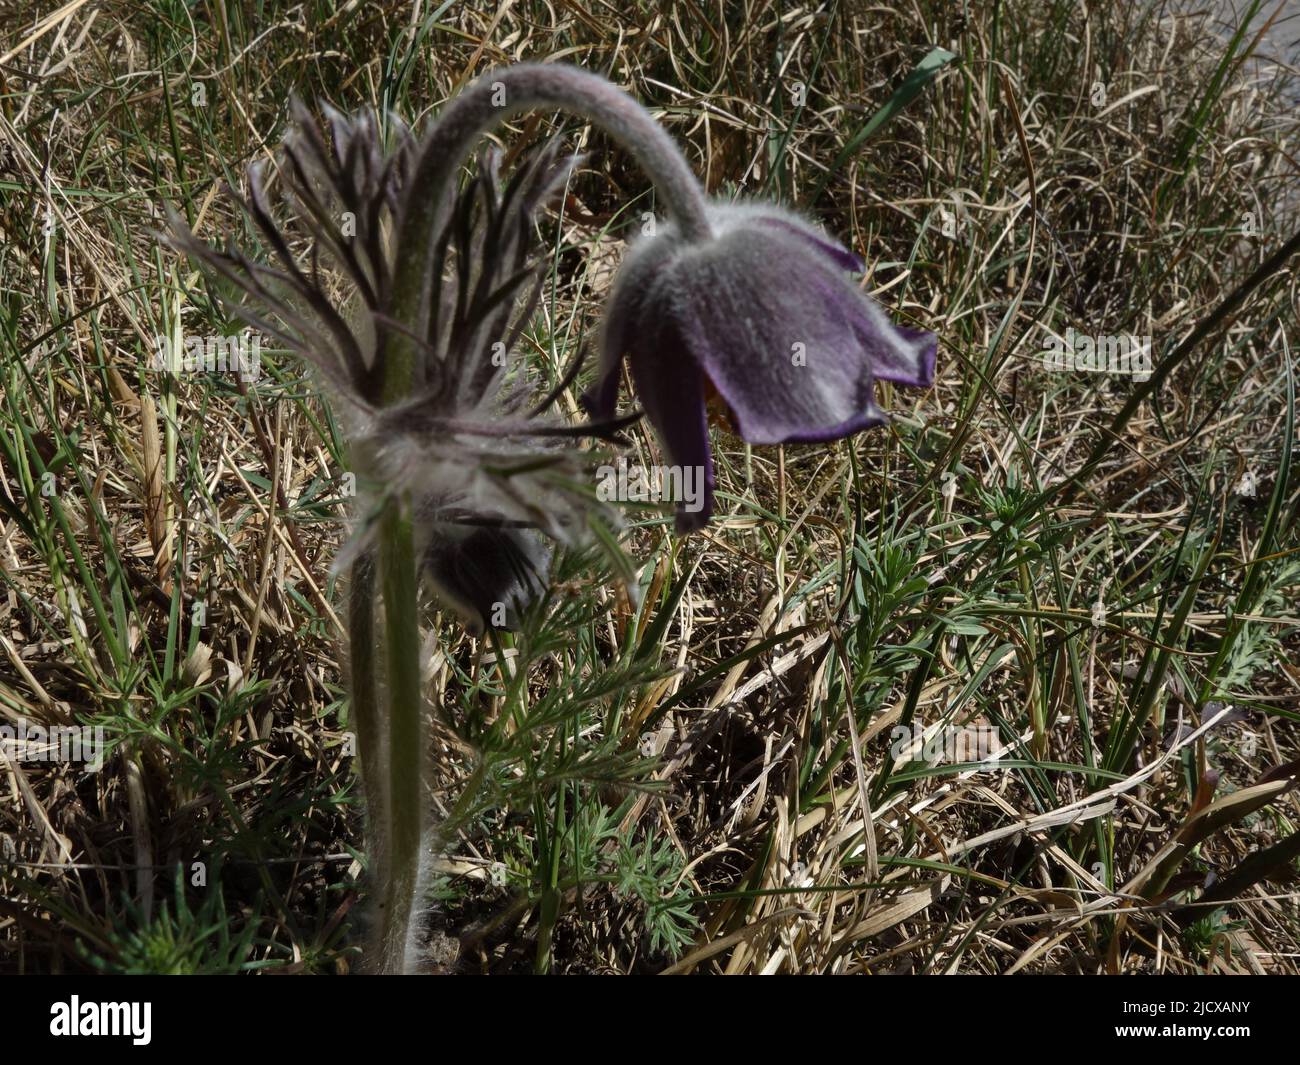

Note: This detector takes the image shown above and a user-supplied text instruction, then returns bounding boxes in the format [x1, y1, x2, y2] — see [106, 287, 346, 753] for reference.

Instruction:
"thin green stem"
[375, 504, 424, 972]
[347, 558, 388, 919]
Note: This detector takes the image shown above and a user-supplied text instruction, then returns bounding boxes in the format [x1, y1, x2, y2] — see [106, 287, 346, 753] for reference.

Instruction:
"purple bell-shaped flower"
[586, 203, 936, 531]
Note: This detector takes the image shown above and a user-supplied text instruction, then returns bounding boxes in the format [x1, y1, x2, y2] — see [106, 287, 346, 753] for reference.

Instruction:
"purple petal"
[711, 203, 865, 273]
[585, 226, 685, 420]
[749, 217, 866, 274]
[660, 225, 920, 444]
[851, 314, 937, 388]
[627, 323, 716, 532]
[777, 402, 890, 443]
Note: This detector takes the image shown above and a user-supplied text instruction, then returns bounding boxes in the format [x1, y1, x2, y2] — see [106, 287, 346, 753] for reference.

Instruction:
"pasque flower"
[585, 202, 937, 531]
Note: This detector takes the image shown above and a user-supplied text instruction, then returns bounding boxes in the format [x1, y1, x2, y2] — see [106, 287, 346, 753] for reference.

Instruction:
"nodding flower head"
[166, 102, 628, 629]
[585, 202, 937, 532]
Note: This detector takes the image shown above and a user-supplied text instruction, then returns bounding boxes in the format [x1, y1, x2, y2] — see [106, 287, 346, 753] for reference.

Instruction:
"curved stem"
[386, 63, 712, 402]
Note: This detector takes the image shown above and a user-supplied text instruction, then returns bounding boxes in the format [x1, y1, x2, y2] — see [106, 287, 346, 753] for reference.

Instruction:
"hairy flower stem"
[389, 63, 713, 395]
[363, 63, 711, 973]
[346, 561, 389, 930]
[375, 508, 424, 971]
